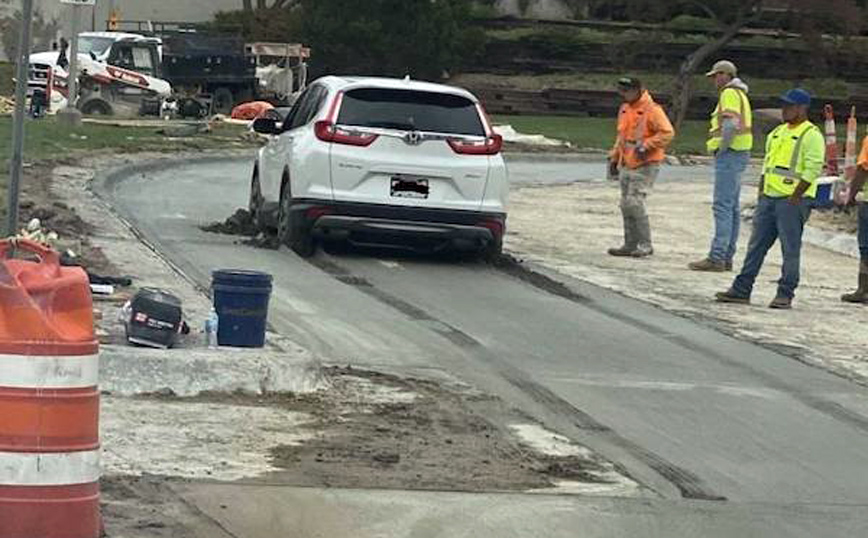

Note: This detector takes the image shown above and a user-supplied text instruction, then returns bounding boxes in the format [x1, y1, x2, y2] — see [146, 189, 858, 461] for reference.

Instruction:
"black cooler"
[124, 288, 183, 349]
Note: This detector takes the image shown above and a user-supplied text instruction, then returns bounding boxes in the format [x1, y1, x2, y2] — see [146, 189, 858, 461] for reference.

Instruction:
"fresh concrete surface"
[174, 482, 868, 538]
[94, 154, 868, 533]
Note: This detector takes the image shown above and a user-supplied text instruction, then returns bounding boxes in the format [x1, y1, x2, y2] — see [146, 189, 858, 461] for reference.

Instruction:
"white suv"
[249, 76, 508, 258]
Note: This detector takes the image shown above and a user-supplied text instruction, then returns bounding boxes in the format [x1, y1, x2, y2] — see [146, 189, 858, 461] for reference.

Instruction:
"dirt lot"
[506, 175, 868, 382]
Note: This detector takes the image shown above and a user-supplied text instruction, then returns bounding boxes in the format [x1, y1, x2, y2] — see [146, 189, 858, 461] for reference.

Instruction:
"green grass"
[0, 117, 251, 169]
[493, 114, 711, 155]
[0, 62, 13, 97]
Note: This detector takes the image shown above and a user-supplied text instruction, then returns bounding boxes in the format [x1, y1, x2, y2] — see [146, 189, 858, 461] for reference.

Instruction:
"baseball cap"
[705, 60, 738, 77]
[780, 88, 811, 106]
[616, 77, 642, 90]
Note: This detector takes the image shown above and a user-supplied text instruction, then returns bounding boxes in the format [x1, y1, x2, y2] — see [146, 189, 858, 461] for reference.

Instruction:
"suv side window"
[286, 85, 326, 131]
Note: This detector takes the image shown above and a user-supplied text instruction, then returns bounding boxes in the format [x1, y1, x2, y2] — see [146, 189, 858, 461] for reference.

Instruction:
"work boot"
[688, 258, 727, 272]
[609, 213, 637, 257]
[632, 215, 653, 258]
[769, 296, 793, 310]
[631, 244, 654, 258]
[715, 289, 750, 304]
[608, 246, 635, 257]
[841, 262, 868, 303]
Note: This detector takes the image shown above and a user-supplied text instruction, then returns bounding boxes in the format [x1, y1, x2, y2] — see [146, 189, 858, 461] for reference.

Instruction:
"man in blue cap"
[715, 89, 825, 309]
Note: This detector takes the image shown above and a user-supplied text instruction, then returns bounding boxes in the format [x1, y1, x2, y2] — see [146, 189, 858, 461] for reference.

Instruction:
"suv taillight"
[314, 121, 379, 147]
[447, 134, 503, 156]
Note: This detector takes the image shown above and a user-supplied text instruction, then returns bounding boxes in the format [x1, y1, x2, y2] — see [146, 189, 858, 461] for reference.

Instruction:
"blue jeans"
[732, 196, 812, 299]
[709, 150, 750, 263]
[859, 202, 868, 259]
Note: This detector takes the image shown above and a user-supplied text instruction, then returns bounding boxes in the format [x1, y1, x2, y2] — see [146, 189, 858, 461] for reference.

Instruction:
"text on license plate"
[391, 177, 429, 199]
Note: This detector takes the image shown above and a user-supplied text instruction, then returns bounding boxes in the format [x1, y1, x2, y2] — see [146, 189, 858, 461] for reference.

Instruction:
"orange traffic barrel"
[0, 239, 100, 538]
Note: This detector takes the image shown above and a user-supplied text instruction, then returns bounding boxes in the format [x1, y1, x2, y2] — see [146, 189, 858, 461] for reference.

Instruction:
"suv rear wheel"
[277, 181, 315, 257]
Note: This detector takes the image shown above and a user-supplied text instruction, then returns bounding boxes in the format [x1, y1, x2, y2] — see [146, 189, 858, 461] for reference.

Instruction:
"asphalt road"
[100, 154, 868, 536]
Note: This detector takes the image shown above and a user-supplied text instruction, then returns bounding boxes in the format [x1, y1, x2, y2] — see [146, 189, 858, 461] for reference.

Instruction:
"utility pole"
[107, 0, 116, 29]
[5, 0, 35, 237]
[57, 0, 92, 127]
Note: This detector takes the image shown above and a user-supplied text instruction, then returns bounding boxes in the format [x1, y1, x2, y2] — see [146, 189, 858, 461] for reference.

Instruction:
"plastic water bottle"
[206, 308, 219, 348]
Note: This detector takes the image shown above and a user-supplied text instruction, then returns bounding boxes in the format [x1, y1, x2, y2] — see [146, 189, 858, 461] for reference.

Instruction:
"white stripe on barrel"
[0, 354, 99, 389]
[0, 450, 100, 486]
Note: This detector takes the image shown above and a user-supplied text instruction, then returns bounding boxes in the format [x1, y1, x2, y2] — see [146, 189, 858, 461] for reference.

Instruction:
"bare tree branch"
[686, 1, 721, 23]
[671, 0, 766, 129]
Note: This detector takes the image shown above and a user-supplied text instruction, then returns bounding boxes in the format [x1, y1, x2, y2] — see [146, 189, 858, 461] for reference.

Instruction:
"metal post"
[5, 0, 35, 237]
[107, 0, 115, 29]
[57, 3, 83, 126]
[68, 5, 80, 108]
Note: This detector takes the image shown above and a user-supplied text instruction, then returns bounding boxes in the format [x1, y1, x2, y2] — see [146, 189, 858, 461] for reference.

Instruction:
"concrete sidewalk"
[173, 482, 868, 538]
[507, 177, 868, 383]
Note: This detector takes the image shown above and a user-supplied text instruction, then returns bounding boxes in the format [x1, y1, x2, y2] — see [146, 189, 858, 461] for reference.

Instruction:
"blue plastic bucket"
[211, 269, 273, 348]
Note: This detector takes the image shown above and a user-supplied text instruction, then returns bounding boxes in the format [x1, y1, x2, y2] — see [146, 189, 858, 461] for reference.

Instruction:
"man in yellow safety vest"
[690, 60, 753, 272]
[715, 89, 825, 309]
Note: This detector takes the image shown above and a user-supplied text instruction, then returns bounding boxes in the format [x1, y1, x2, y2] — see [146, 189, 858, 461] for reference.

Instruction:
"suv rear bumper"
[291, 200, 505, 251]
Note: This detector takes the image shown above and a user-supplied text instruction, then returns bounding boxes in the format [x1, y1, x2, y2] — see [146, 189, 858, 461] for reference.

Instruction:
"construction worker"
[690, 60, 753, 272]
[607, 77, 675, 258]
[715, 89, 825, 309]
[840, 134, 868, 303]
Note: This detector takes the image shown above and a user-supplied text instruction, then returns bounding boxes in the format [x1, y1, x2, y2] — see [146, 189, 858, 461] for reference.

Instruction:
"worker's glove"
[608, 160, 619, 181]
[635, 145, 649, 161]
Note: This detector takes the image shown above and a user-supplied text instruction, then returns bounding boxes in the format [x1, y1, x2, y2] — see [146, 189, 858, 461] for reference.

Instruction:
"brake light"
[306, 206, 333, 221]
[478, 219, 505, 239]
[447, 134, 503, 155]
[315, 121, 379, 147]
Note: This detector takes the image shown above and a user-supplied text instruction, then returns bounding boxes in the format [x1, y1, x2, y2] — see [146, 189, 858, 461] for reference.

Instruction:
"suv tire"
[277, 182, 315, 257]
[482, 238, 503, 263]
[248, 169, 264, 230]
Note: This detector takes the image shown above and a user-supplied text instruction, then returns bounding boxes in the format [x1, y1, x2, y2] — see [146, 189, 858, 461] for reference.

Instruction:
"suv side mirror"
[252, 117, 280, 135]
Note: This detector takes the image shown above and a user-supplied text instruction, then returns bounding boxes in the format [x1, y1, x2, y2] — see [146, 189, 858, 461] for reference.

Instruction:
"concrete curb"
[100, 344, 327, 397]
[803, 225, 860, 259]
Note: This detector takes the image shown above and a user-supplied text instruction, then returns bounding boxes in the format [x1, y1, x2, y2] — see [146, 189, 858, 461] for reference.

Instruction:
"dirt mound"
[200, 209, 259, 236]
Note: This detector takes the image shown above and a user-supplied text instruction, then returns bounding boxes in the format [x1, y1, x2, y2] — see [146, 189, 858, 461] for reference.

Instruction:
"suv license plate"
[391, 177, 429, 199]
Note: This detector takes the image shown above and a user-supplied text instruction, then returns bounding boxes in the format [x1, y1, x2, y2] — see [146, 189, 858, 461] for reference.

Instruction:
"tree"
[298, 0, 482, 80]
[668, 0, 865, 130]
[242, 0, 298, 11]
[0, 5, 60, 64]
[669, 0, 764, 130]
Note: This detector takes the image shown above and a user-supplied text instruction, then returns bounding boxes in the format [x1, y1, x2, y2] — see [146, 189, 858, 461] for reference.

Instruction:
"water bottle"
[206, 308, 219, 348]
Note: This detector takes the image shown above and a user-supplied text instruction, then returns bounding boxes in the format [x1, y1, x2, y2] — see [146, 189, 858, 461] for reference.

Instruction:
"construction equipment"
[28, 28, 311, 118]
[246, 42, 310, 106]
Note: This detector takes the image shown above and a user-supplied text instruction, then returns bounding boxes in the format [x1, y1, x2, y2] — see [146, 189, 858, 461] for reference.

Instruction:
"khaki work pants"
[618, 163, 660, 251]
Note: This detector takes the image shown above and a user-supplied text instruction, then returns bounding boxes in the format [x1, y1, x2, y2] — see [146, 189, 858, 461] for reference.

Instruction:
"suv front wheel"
[277, 183, 315, 257]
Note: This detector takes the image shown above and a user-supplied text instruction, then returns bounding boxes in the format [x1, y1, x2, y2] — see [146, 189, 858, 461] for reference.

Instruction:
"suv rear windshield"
[337, 88, 485, 136]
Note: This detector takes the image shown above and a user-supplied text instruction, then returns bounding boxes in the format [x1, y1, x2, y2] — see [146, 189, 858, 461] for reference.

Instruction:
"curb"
[803, 225, 860, 259]
[100, 344, 327, 397]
